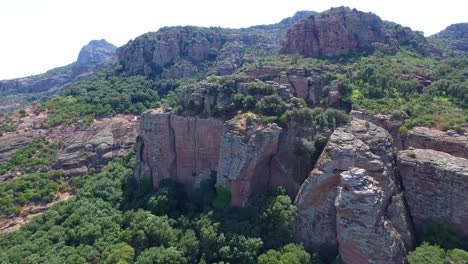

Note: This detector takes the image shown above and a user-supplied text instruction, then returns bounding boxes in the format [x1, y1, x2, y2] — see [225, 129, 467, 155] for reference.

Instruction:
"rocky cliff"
[135, 109, 317, 205]
[294, 118, 414, 263]
[281, 7, 427, 57]
[398, 149, 468, 236]
[134, 109, 224, 190]
[117, 11, 314, 80]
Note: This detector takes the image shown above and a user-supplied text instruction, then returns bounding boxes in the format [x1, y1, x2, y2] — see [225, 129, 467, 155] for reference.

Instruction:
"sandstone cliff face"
[243, 66, 329, 104]
[404, 127, 467, 158]
[135, 110, 315, 205]
[218, 117, 282, 207]
[351, 110, 405, 150]
[294, 118, 414, 263]
[134, 110, 224, 190]
[281, 7, 387, 57]
[398, 149, 468, 236]
[281, 7, 427, 57]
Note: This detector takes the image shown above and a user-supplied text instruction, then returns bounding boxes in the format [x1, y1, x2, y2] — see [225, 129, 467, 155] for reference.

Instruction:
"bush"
[256, 95, 287, 116]
[407, 243, 446, 264]
[212, 185, 231, 210]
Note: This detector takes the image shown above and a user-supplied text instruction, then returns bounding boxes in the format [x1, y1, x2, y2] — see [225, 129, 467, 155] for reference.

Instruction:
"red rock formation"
[351, 110, 406, 150]
[135, 111, 314, 206]
[398, 149, 468, 235]
[134, 110, 224, 191]
[217, 116, 282, 207]
[404, 127, 467, 158]
[281, 7, 387, 57]
[294, 118, 414, 263]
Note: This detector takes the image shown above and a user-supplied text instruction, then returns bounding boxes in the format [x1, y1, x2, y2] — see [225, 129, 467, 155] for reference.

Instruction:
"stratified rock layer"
[404, 127, 467, 158]
[294, 118, 414, 264]
[398, 149, 468, 235]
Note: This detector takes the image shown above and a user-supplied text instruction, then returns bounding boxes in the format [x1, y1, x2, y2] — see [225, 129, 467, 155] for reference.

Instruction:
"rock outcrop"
[52, 115, 138, 176]
[398, 149, 468, 236]
[134, 110, 224, 190]
[281, 7, 386, 57]
[404, 127, 467, 158]
[351, 110, 405, 150]
[281, 7, 427, 57]
[135, 110, 316, 205]
[294, 118, 414, 263]
[243, 66, 328, 104]
[117, 11, 315, 80]
[0, 134, 35, 163]
[217, 116, 282, 207]
[75, 39, 117, 68]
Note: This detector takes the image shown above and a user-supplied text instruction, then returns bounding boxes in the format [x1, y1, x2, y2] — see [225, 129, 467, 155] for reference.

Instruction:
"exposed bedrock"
[294, 118, 415, 263]
[135, 110, 314, 205]
[398, 149, 468, 236]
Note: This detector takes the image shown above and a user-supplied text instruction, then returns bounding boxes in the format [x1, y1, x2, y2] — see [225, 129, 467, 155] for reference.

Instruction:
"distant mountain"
[430, 23, 468, 53]
[0, 39, 116, 112]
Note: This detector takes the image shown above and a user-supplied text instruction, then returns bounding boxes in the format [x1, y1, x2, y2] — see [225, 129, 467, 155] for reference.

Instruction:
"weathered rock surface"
[75, 39, 117, 68]
[134, 110, 224, 190]
[281, 7, 427, 57]
[398, 149, 468, 235]
[218, 116, 282, 207]
[404, 127, 467, 158]
[0, 134, 35, 164]
[52, 115, 138, 176]
[135, 110, 315, 205]
[294, 118, 414, 263]
[281, 7, 387, 57]
[351, 110, 405, 150]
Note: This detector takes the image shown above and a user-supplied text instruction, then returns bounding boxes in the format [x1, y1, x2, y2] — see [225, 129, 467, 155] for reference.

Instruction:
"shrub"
[255, 95, 287, 116]
[407, 243, 446, 264]
[212, 185, 231, 210]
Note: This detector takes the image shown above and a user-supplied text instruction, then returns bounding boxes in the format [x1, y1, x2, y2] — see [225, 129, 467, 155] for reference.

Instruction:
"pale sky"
[0, 0, 466, 80]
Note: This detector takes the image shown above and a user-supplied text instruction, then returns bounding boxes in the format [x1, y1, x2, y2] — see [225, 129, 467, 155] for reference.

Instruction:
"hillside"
[0, 7, 467, 264]
[0, 39, 116, 112]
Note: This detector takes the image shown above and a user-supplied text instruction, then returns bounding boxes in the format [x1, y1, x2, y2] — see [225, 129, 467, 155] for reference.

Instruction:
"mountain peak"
[76, 39, 117, 67]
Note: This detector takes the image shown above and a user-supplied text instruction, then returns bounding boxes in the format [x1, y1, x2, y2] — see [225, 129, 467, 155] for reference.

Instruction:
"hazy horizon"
[0, 0, 466, 80]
